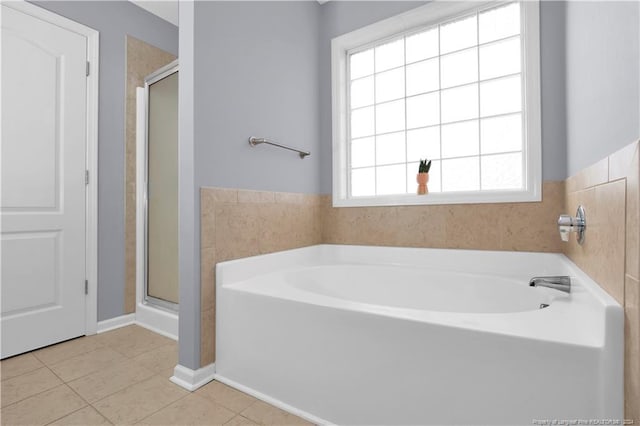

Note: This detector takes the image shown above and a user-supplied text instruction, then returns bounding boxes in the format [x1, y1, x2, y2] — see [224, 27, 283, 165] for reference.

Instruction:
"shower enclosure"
[135, 60, 179, 336]
[145, 62, 179, 310]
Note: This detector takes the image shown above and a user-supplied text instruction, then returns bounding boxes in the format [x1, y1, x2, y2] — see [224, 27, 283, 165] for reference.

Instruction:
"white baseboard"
[135, 303, 178, 341]
[96, 313, 136, 333]
[170, 363, 216, 391]
[213, 374, 330, 425]
[96, 305, 178, 341]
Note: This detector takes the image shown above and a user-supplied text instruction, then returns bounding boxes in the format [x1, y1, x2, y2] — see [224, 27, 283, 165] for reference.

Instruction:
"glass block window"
[347, 2, 527, 198]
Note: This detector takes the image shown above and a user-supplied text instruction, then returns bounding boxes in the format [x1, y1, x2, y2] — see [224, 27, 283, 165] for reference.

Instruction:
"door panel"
[147, 71, 179, 305]
[1, 232, 60, 314]
[1, 29, 60, 210]
[1, 4, 88, 358]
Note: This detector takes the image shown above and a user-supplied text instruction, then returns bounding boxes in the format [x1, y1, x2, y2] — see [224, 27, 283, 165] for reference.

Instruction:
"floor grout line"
[30, 339, 107, 367]
[0, 358, 46, 382]
[223, 414, 252, 426]
[0, 379, 66, 412]
[87, 371, 164, 408]
[46, 365, 97, 417]
[44, 363, 64, 382]
[42, 394, 91, 426]
[45, 350, 129, 384]
[132, 391, 193, 425]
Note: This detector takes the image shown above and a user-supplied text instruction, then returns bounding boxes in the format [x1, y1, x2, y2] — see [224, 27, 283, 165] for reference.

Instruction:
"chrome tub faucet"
[529, 276, 571, 293]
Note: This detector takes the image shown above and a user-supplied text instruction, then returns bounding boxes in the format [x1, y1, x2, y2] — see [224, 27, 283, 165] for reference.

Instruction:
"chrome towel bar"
[248, 137, 310, 159]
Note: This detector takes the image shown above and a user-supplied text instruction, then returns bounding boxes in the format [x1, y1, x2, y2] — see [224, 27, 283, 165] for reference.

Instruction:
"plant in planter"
[417, 159, 432, 195]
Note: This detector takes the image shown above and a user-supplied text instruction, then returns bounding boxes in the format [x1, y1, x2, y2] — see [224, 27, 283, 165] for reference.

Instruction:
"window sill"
[332, 188, 541, 207]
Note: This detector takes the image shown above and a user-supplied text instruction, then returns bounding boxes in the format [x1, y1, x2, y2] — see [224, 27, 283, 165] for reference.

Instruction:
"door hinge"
[86, 61, 90, 77]
[84, 279, 88, 295]
[85, 170, 89, 185]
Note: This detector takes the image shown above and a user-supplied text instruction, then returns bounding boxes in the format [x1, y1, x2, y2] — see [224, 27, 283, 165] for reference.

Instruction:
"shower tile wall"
[562, 140, 640, 422]
[124, 36, 176, 313]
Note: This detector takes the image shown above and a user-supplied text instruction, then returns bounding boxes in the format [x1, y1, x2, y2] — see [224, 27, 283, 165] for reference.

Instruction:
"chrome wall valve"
[558, 205, 586, 244]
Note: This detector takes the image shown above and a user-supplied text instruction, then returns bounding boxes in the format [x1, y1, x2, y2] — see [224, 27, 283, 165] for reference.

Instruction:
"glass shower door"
[145, 63, 179, 309]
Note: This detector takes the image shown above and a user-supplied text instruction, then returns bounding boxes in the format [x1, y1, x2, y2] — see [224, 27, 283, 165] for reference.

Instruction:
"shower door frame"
[142, 60, 180, 313]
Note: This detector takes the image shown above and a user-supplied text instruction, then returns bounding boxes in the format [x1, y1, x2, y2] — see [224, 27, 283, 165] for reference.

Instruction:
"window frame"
[331, 0, 541, 207]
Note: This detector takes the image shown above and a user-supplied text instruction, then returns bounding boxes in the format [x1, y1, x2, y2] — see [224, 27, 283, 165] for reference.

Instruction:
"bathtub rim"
[215, 244, 622, 349]
[216, 244, 617, 308]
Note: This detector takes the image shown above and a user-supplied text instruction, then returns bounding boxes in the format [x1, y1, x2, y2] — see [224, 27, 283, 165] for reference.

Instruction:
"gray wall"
[565, 1, 640, 176]
[33, 1, 178, 321]
[194, 1, 322, 194]
[178, 0, 200, 370]
[539, 1, 568, 182]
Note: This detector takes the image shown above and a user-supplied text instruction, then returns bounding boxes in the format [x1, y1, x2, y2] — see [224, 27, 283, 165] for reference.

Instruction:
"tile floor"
[0, 325, 312, 425]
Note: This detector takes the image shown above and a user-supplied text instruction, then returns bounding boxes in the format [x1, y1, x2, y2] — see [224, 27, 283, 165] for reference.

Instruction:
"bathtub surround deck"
[562, 140, 640, 422]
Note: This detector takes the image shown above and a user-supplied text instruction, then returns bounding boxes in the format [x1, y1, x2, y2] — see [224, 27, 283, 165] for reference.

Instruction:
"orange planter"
[416, 173, 429, 195]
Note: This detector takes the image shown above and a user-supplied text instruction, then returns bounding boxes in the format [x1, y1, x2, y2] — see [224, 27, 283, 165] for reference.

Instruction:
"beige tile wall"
[321, 181, 565, 253]
[124, 37, 176, 313]
[563, 141, 639, 422]
[199, 188, 323, 365]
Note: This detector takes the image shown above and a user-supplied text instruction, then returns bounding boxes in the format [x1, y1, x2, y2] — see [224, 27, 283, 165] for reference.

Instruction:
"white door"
[1, 4, 88, 358]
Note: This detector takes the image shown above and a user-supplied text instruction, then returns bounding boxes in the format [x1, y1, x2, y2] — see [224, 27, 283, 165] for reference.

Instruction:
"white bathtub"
[215, 245, 623, 425]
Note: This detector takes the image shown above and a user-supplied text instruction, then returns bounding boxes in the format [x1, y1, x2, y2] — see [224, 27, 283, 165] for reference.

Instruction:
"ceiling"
[130, 1, 179, 26]
[129, 0, 332, 27]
